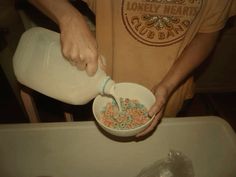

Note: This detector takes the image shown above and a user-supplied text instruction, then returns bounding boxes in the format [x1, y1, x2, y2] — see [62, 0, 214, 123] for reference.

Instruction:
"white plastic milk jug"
[13, 27, 114, 105]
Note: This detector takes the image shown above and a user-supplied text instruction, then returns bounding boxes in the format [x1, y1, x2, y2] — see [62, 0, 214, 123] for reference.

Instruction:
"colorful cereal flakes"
[99, 98, 151, 130]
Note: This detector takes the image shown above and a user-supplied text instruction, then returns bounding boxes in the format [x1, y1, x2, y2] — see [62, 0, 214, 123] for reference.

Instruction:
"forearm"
[29, 0, 98, 76]
[159, 32, 219, 95]
[28, 0, 84, 28]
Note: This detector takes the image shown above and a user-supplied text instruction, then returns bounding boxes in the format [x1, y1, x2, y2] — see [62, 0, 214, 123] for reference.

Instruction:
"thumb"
[98, 55, 107, 71]
[148, 103, 158, 117]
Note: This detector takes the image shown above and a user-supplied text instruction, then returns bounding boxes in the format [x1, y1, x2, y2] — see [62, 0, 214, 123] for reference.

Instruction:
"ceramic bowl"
[92, 82, 156, 137]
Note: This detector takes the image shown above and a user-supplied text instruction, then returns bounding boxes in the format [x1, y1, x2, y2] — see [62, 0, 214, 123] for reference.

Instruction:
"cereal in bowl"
[99, 98, 151, 130]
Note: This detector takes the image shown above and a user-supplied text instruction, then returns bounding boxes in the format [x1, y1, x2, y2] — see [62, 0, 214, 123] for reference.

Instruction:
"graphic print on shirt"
[121, 0, 202, 47]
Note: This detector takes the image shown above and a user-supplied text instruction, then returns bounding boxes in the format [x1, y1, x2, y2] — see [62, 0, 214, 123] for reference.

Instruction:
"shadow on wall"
[0, 0, 26, 118]
[195, 16, 236, 93]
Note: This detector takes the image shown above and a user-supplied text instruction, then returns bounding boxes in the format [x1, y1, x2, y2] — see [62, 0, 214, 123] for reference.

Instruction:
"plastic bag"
[136, 150, 194, 177]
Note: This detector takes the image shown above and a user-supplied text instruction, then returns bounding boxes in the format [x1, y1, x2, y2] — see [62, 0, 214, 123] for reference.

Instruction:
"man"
[28, 0, 236, 137]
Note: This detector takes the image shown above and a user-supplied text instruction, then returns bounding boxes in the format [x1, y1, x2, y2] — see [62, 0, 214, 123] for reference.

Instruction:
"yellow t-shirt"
[83, 0, 235, 116]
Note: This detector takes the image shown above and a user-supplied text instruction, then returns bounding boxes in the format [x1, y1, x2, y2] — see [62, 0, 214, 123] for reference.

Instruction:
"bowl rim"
[92, 82, 156, 133]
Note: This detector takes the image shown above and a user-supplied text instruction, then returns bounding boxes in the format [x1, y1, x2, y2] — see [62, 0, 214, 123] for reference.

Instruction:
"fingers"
[59, 14, 99, 76]
[136, 111, 163, 137]
[86, 59, 98, 76]
[136, 86, 167, 138]
[73, 59, 87, 70]
[62, 45, 98, 76]
[85, 50, 98, 76]
[148, 96, 165, 117]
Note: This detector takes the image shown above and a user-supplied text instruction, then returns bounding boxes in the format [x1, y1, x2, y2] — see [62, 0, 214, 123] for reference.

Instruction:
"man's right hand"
[29, 0, 99, 76]
[60, 12, 98, 76]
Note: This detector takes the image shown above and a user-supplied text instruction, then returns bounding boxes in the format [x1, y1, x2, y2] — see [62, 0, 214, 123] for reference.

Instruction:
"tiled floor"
[0, 66, 236, 132]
